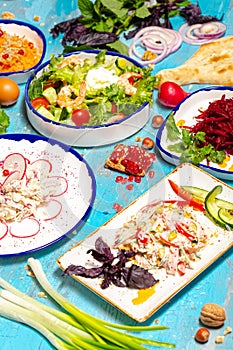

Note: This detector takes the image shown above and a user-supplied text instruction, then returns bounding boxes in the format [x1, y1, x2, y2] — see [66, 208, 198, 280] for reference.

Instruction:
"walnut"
[200, 303, 226, 328]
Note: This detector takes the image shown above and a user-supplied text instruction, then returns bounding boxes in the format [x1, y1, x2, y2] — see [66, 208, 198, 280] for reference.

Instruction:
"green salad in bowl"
[26, 50, 157, 127]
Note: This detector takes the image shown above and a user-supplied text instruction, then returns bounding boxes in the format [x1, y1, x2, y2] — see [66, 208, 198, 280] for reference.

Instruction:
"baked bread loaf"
[155, 36, 233, 87]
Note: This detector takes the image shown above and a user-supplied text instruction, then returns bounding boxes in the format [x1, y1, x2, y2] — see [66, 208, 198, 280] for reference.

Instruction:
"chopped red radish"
[36, 199, 62, 221]
[0, 221, 8, 240]
[9, 217, 40, 238]
[1, 170, 21, 188]
[3, 153, 27, 180]
[46, 176, 68, 197]
[30, 159, 53, 178]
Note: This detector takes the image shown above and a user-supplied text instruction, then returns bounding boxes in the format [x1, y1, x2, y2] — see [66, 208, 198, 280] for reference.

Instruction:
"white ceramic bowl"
[25, 50, 151, 147]
[156, 86, 233, 180]
[0, 19, 46, 84]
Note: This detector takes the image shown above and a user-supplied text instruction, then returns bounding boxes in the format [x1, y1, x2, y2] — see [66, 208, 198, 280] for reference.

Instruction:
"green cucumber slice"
[204, 185, 226, 228]
[182, 185, 233, 210]
[218, 208, 233, 228]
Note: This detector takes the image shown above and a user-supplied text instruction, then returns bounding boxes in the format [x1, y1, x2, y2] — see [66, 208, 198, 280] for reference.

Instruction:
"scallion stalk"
[0, 257, 176, 349]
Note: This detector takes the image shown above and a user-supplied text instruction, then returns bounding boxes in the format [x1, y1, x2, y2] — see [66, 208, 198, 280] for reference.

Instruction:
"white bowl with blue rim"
[25, 50, 152, 147]
[156, 86, 233, 181]
[0, 19, 46, 84]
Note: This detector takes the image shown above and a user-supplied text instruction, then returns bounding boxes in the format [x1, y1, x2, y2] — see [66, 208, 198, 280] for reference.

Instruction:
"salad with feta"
[28, 50, 157, 127]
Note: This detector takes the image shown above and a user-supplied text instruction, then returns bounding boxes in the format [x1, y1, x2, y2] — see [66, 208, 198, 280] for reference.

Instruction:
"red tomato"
[158, 82, 189, 108]
[72, 109, 90, 126]
[31, 97, 49, 109]
[43, 80, 55, 90]
[111, 102, 117, 113]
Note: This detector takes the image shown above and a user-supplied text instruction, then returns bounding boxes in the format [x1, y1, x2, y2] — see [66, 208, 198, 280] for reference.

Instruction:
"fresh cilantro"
[0, 109, 10, 134]
[166, 114, 226, 165]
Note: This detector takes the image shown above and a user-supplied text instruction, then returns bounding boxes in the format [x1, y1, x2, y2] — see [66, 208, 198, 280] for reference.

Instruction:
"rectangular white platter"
[57, 163, 233, 322]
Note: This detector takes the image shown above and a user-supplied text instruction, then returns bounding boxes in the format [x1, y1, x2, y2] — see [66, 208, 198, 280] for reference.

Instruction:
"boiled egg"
[0, 77, 20, 106]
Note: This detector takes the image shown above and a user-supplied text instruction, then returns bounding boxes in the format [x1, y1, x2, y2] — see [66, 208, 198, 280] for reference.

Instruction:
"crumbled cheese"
[224, 326, 232, 335]
[215, 336, 224, 344]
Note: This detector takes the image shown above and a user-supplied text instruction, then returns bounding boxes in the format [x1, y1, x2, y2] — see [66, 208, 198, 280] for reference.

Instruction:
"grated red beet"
[190, 94, 233, 155]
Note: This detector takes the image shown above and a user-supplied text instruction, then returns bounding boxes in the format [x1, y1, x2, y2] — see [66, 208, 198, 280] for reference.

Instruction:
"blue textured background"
[0, 1, 233, 349]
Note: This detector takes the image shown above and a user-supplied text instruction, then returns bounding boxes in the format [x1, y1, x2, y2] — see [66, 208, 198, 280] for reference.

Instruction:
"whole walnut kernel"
[195, 327, 210, 343]
[200, 303, 226, 328]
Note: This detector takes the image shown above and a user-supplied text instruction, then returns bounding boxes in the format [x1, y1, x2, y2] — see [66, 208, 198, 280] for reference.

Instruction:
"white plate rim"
[0, 133, 96, 257]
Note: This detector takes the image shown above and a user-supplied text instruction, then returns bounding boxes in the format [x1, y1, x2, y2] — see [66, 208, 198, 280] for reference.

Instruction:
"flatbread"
[154, 36, 233, 87]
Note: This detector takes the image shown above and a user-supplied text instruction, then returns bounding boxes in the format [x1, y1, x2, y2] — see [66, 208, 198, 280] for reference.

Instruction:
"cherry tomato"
[158, 81, 189, 108]
[72, 109, 90, 126]
[31, 97, 49, 109]
[111, 102, 117, 113]
[43, 80, 55, 90]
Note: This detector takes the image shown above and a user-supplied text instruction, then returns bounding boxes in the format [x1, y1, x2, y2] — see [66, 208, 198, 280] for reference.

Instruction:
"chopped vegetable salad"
[28, 50, 157, 127]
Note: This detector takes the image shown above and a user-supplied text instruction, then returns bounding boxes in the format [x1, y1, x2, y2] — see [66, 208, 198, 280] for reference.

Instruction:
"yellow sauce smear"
[132, 285, 156, 305]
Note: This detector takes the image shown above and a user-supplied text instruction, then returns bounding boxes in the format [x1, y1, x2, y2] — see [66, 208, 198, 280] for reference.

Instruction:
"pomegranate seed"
[0, 30, 3, 37]
[121, 177, 128, 184]
[128, 175, 134, 182]
[113, 203, 123, 213]
[126, 184, 134, 190]
[18, 49, 24, 55]
[3, 169, 9, 176]
[134, 176, 141, 183]
[28, 42, 34, 49]
[148, 170, 155, 178]
[121, 158, 128, 167]
[115, 175, 123, 183]
[2, 53, 9, 59]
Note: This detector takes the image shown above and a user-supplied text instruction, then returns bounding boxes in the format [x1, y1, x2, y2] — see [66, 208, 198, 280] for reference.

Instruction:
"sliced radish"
[30, 159, 53, 179]
[36, 199, 62, 221]
[9, 217, 40, 238]
[3, 153, 27, 180]
[1, 170, 21, 188]
[0, 221, 8, 240]
[46, 176, 68, 197]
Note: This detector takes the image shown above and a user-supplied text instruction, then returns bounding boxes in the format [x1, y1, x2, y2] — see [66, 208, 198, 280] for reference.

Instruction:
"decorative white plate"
[0, 134, 96, 257]
[156, 86, 233, 181]
[57, 163, 233, 322]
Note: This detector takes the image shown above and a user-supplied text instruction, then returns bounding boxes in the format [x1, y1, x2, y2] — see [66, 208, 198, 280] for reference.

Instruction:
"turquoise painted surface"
[0, 0, 233, 349]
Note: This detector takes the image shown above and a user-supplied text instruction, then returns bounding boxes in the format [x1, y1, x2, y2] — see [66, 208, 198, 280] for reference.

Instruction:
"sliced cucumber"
[182, 186, 208, 202]
[218, 208, 233, 228]
[182, 185, 233, 210]
[115, 57, 127, 71]
[42, 87, 57, 105]
[204, 185, 226, 228]
[36, 106, 57, 121]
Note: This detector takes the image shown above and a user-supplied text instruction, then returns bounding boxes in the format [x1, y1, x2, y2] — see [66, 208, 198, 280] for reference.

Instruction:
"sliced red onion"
[179, 21, 226, 45]
[128, 26, 182, 66]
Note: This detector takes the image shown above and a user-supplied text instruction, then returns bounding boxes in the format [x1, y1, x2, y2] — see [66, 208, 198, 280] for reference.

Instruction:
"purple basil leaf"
[123, 265, 158, 289]
[63, 264, 104, 278]
[95, 237, 114, 260]
[77, 31, 118, 46]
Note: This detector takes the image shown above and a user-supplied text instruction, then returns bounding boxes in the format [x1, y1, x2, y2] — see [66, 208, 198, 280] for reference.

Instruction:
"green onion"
[0, 257, 175, 349]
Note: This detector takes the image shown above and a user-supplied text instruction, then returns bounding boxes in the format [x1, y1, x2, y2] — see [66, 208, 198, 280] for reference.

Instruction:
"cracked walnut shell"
[200, 303, 226, 328]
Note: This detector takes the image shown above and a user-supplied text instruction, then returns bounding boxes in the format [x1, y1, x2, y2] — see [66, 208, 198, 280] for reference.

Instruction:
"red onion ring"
[128, 26, 182, 66]
[179, 21, 226, 45]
